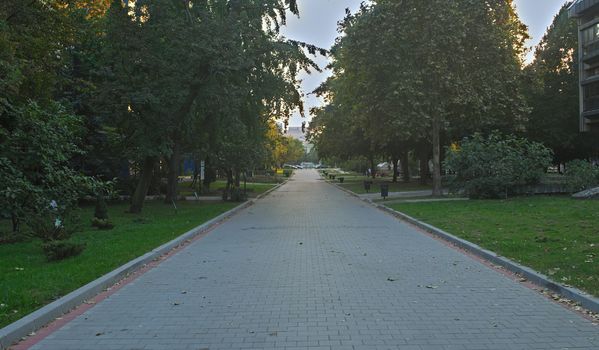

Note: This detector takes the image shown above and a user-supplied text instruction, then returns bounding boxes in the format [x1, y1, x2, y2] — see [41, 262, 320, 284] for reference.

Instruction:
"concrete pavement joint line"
[326, 177, 599, 315]
[0, 181, 286, 350]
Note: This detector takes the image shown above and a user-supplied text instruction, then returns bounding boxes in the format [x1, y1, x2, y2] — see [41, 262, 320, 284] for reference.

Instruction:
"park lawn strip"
[340, 180, 431, 194]
[387, 196, 599, 297]
[321, 170, 431, 194]
[327, 173, 431, 194]
[177, 181, 279, 197]
[0, 201, 237, 328]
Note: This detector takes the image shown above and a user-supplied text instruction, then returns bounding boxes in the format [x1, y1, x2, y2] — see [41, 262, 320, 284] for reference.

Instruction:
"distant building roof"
[287, 127, 306, 143]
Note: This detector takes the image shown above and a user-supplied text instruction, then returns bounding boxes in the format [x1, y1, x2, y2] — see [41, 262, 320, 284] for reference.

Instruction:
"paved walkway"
[359, 190, 449, 201]
[30, 170, 598, 350]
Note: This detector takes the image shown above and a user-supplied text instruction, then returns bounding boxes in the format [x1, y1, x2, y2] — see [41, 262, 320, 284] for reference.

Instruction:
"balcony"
[570, 0, 599, 18]
[583, 96, 599, 113]
[583, 41, 599, 63]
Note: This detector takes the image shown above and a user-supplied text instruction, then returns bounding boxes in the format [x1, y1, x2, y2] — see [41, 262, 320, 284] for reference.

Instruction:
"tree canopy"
[310, 0, 531, 192]
[1, 0, 318, 235]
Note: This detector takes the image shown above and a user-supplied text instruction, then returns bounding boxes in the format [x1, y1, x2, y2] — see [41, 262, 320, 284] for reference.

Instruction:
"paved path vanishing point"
[27, 170, 598, 350]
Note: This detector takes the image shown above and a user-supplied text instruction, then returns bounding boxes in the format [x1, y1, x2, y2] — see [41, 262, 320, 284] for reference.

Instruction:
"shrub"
[91, 217, 114, 230]
[0, 102, 94, 238]
[230, 187, 247, 202]
[564, 159, 599, 192]
[90, 179, 116, 228]
[0, 232, 25, 245]
[445, 132, 553, 199]
[94, 196, 109, 220]
[27, 205, 82, 242]
[42, 240, 85, 261]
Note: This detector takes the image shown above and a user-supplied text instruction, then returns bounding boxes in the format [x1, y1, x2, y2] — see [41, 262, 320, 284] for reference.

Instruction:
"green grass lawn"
[388, 196, 599, 297]
[178, 181, 278, 197]
[322, 172, 431, 194]
[0, 201, 237, 328]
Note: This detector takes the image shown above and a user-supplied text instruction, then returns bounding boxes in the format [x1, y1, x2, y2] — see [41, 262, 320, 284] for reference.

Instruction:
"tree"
[283, 137, 306, 165]
[102, 0, 316, 211]
[310, 1, 529, 191]
[308, 103, 377, 176]
[1, 1, 100, 235]
[382, 0, 529, 195]
[525, 4, 598, 165]
[0, 102, 90, 234]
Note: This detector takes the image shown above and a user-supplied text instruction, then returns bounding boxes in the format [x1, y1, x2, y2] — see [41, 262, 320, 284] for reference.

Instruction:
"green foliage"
[525, 5, 598, 163]
[283, 137, 306, 165]
[0, 1, 110, 234]
[27, 207, 83, 242]
[42, 241, 86, 261]
[309, 0, 530, 191]
[0, 101, 92, 233]
[264, 122, 308, 167]
[335, 158, 370, 174]
[101, 0, 316, 208]
[229, 187, 247, 202]
[91, 217, 114, 230]
[445, 133, 553, 199]
[93, 198, 109, 221]
[564, 160, 599, 192]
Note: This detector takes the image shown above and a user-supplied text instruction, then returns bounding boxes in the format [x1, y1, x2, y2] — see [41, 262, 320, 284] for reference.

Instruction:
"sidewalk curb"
[255, 180, 287, 200]
[0, 184, 289, 350]
[327, 178, 599, 314]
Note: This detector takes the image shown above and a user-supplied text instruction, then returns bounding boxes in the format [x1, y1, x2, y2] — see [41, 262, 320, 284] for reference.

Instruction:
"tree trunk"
[234, 169, 241, 188]
[400, 150, 410, 183]
[432, 115, 442, 196]
[392, 158, 399, 183]
[150, 160, 161, 195]
[130, 156, 156, 214]
[165, 138, 182, 204]
[370, 157, 376, 179]
[222, 169, 233, 201]
[163, 65, 210, 201]
[417, 143, 430, 185]
[419, 157, 429, 185]
[11, 212, 19, 233]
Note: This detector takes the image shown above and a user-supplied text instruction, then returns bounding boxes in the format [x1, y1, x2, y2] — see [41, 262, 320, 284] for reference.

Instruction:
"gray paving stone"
[27, 170, 599, 349]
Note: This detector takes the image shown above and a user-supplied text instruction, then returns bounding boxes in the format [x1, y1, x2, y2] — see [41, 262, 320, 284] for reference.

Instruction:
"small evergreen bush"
[27, 206, 81, 242]
[91, 217, 115, 230]
[42, 241, 85, 261]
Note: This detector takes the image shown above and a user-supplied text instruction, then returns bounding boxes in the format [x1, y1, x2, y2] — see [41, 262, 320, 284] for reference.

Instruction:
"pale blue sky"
[281, 0, 571, 127]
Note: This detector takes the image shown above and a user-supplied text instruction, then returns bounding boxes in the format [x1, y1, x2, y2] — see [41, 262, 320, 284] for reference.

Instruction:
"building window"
[582, 23, 599, 45]
[583, 82, 599, 111]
